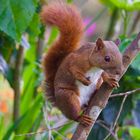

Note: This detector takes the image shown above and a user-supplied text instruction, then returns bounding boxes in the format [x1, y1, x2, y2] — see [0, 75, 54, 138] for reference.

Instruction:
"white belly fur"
[76, 67, 103, 107]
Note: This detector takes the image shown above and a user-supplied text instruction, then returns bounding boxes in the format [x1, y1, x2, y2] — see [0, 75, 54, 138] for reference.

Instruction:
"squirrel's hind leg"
[55, 88, 93, 126]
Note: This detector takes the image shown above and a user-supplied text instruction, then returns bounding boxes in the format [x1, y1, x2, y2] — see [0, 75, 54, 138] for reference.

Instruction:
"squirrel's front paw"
[106, 75, 119, 88]
[103, 73, 119, 88]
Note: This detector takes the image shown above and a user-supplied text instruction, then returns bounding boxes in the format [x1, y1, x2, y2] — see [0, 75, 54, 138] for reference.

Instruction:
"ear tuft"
[96, 38, 104, 51]
[114, 38, 121, 47]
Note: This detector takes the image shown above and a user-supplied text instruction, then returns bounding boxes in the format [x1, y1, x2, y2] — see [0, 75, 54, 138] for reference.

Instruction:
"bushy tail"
[41, 2, 84, 105]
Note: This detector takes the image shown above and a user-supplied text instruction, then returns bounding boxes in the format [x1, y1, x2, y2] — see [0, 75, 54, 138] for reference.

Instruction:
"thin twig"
[42, 103, 52, 140]
[15, 121, 72, 137]
[110, 88, 140, 98]
[43, 104, 51, 129]
[96, 120, 118, 140]
[53, 130, 70, 140]
[15, 129, 47, 137]
[104, 95, 128, 140]
[16, 104, 72, 138]
[43, 103, 71, 139]
[114, 95, 127, 128]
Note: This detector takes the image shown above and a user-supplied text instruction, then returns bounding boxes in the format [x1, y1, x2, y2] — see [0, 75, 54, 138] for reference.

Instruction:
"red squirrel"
[41, 2, 123, 126]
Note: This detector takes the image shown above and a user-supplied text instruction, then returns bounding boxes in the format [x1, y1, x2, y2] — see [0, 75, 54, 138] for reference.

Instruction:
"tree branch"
[15, 121, 71, 138]
[110, 88, 140, 98]
[71, 32, 140, 140]
[96, 120, 118, 140]
[104, 95, 127, 140]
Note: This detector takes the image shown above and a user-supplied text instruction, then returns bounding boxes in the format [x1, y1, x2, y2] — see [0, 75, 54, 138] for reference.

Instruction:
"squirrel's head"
[89, 38, 123, 75]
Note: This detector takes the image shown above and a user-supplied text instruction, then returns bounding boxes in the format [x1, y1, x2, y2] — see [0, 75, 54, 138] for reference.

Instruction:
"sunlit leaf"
[100, 0, 140, 11]
[47, 27, 59, 46]
[28, 13, 41, 38]
[129, 127, 140, 140]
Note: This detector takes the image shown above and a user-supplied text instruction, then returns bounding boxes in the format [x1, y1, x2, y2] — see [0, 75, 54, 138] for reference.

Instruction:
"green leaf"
[47, 27, 59, 46]
[67, 0, 73, 3]
[28, 13, 41, 38]
[110, 0, 140, 11]
[0, 31, 15, 61]
[29, 112, 43, 140]
[21, 64, 37, 113]
[119, 34, 140, 71]
[2, 114, 26, 140]
[100, 0, 116, 9]
[14, 95, 43, 140]
[0, 0, 37, 41]
[0, 114, 5, 140]
[131, 54, 140, 71]
[119, 34, 135, 52]
[53, 122, 74, 139]
[129, 127, 140, 140]
[100, 0, 140, 11]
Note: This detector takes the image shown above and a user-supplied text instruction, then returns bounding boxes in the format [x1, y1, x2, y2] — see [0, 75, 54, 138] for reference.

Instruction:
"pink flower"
[84, 17, 96, 37]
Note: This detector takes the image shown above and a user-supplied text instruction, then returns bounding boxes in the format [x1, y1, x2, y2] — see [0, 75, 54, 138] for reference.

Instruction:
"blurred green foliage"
[0, 0, 38, 41]
[100, 0, 140, 11]
[0, 0, 140, 140]
[129, 127, 140, 140]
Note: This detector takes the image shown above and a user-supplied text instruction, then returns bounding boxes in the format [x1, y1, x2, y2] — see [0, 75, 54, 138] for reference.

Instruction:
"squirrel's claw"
[107, 78, 119, 88]
[111, 81, 119, 88]
[78, 114, 93, 127]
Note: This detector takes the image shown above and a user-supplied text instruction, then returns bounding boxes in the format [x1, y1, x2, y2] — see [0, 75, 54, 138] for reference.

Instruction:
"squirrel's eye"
[104, 56, 110, 62]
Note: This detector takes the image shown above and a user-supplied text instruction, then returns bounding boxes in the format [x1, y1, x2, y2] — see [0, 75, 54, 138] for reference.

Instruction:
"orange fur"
[41, 2, 84, 104]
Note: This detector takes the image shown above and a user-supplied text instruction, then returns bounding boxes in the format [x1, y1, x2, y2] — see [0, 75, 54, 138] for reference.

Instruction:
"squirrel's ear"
[95, 38, 104, 51]
[114, 38, 121, 47]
